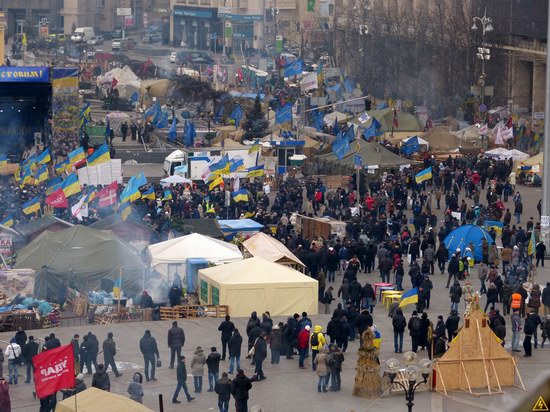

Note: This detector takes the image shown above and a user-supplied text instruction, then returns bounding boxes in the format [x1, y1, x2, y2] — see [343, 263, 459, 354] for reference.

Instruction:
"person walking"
[127, 372, 144, 403]
[231, 369, 252, 412]
[139, 330, 160, 382]
[215, 372, 232, 412]
[172, 356, 194, 403]
[168, 321, 186, 369]
[541, 315, 550, 348]
[191, 346, 206, 393]
[446, 254, 459, 288]
[206, 347, 221, 392]
[102, 332, 122, 377]
[408, 311, 422, 353]
[485, 282, 499, 313]
[310, 325, 327, 371]
[22, 336, 38, 384]
[449, 280, 462, 312]
[445, 310, 460, 342]
[0, 377, 11, 412]
[4, 342, 21, 384]
[269, 323, 282, 364]
[313, 347, 330, 392]
[523, 313, 535, 357]
[218, 315, 235, 361]
[511, 309, 522, 352]
[92, 364, 110, 392]
[227, 329, 242, 375]
[323, 286, 335, 314]
[328, 344, 344, 391]
[252, 332, 267, 381]
[297, 325, 310, 369]
[543, 283, 550, 316]
[86, 332, 99, 372]
[392, 308, 407, 353]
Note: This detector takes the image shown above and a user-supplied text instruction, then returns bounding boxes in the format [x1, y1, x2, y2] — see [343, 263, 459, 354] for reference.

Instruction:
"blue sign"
[219, 13, 263, 21]
[354, 155, 362, 169]
[173, 7, 213, 18]
[0, 67, 50, 82]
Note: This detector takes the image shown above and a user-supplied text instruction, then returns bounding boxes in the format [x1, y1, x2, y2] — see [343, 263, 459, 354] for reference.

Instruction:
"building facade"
[0, 0, 62, 38]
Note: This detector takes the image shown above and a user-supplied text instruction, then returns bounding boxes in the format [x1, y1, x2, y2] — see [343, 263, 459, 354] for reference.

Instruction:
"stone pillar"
[533, 62, 546, 114]
[0, 12, 6, 65]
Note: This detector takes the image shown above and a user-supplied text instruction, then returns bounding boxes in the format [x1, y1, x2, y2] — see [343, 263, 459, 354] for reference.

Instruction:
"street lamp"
[472, 8, 493, 110]
[385, 352, 432, 412]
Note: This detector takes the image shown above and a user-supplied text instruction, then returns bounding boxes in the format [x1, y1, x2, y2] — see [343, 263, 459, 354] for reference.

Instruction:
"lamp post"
[385, 352, 432, 412]
[471, 8, 493, 110]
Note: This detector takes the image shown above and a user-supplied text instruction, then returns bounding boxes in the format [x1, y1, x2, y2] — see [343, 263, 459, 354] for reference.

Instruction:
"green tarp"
[16, 225, 146, 300]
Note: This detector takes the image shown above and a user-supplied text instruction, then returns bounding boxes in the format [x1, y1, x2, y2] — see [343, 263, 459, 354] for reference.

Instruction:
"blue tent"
[218, 219, 264, 240]
[444, 224, 493, 261]
[186, 258, 209, 293]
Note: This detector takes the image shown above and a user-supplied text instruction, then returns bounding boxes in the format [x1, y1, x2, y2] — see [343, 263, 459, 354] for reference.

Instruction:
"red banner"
[98, 181, 118, 208]
[33, 344, 75, 398]
[46, 188, 68, 208]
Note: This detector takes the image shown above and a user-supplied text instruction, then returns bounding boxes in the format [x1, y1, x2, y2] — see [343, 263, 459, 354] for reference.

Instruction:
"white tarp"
[300, 72, 318, 92]
[105, 111, 130, 133]
[160, 175, 192, 186]
[323, 111, 348, 126]
[77, 159, 122, 186]
[485, 148, 530, 161]
[98, 65, 141, 98]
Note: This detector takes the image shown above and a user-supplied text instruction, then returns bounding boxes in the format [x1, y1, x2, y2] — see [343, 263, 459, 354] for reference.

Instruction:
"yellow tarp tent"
[198, 257, 318, 317]
[55, 387, 153, 412]
[242, 232, 305, 269]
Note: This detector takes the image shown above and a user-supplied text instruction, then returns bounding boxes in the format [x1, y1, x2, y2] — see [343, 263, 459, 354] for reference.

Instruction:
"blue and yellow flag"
[142, 187, 156, 200]
[68, 147, 86, 165]
[87, 144, 111, 166]
[45, 176, 63, 195]
[0, 154, 9, 167]
[162, 190, 173, 201]
[119, 202, 132, 221]
[1, 214, 14, 228]
[84, 188, 97, 204]
[209, 176, 224, 191]
[399, 288, 419, 308]
[229, 158, 245, 173]
[209, 154, 229, 175]
[484, 220, 504, 235]
[36, 149, 51, 165]
[34, 164, 49, 184]
[528, 229, 536, 256]
[415, 167, 432, 184]
[54, 159, 69, 175]
[120, 184, 141, 203]
[127, 172, 148, 189]
[248, 141, 260, 154]
[247, 165, 265, 178]
[232, 189, 249, 202]
[61, 172, 81, 197]
[22, 197, 41, 215]
[113, 277, 122, 298]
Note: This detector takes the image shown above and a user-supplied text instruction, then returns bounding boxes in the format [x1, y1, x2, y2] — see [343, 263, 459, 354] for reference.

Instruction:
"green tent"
[351, 108, 422, 132]
[16, 225, 146, 300]
[320, 140, 416, 167]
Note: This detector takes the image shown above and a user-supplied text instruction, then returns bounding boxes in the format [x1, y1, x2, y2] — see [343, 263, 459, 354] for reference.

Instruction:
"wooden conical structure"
[353, 328, 383, 399]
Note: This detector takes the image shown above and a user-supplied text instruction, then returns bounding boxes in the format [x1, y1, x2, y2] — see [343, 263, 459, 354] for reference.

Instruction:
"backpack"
[458, 260, 465, 272]
[411, 317, 421, 333]
[311, 332, 319, 347]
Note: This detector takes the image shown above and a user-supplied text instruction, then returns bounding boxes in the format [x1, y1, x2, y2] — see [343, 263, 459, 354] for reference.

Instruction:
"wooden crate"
[160, 307, 180, 320]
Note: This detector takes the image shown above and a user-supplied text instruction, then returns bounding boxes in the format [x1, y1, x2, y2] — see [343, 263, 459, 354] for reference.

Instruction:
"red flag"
[112, 77, 118, 88]
[505, 115, 513, 128]
[98, 181, 118, 208]
[393, 109, 399, 128]
[33, 344, 75, 398]
[46, 188, 68, 208]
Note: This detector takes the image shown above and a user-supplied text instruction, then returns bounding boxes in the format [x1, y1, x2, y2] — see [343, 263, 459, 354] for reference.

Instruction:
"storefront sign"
[173, 7, 213, 18]
[218, 13, 262, 21]
[0, 67, 50, 82]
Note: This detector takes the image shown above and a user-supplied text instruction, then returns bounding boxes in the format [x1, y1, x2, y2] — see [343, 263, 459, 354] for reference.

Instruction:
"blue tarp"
[186, 258, 208, 293]
[444, 224, 493, 261]
[218, 219, 264, 240]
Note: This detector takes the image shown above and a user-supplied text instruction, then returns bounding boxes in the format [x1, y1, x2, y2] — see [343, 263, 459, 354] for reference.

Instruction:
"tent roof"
[485, 148, 530, 161]
[166, 150, 185, 161]
[147, 233, 242, 267]
[451, 125, 481, 142]
[242, 232, 305, 267]
[323, 111, 348, 124]
[16, 215, 74, 237]
[200, 257, 316, 286]
[218, 219, 264, 231]
[173, 219, 225, 239]
[213, 139, 244, 148]
[521, 152, 543, 166]
[352, 108, 422, 132]
[56, 387, 153, 412]
[403, 136, 429, 146]
[420, 126, 480, 152]
[320, 140, 414, 167]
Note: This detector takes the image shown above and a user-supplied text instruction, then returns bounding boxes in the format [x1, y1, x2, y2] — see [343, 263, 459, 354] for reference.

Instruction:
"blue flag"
[332, 131, 351, 160]
[284, 59, 303, 77]
[362, 117, 382, 141]
[144, 101, 161, 122]
[130, 92, 139, 103]
[104, 118, 111, 138]
[275, 102, 293, 124]
[312, 109, 323, 132]
[333, 118, 340, 136]
[168, 119, 177, 141]
[154, 111, 168, 129]
[344, 125, 355, 143]
[230, 105, 244, 127]
[401, 136, 420, 156]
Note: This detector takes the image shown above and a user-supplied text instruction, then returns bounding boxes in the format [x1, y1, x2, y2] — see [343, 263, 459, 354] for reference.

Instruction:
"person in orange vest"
[509, 290, 523, 317]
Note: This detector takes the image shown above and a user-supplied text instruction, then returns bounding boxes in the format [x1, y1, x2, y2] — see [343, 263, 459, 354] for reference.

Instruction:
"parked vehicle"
[87, 35, 104, 45]
[71, 27, 95, 43]
[175, 50, 214, 66]
[111, 38, 122, 51]
[170, 52, 177, 63]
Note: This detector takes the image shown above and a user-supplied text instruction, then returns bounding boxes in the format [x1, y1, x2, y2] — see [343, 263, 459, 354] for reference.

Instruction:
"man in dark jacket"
[215, 372, 232, 412]
[434, 315, 446, 340]
[92, 364, 110, 391]
[102, 332, 122, 377]
[172, 356, 194, 403]
[252, 333, 267, 381]
[22, 336, 39, 383]
[140, 330, 160, 381]
[71, 334, 80, 374]
[542, 282, 550, 316]
[206, 347, 222, 392]
[44, 333, 61, 351]
[231, 369, 252, 412]
[356, 310, 373, 346]
[85, 332, 98, 371]
[228, 329, 243, 374]
[392, 308, 407, 353]
[349, 280, 363, 309]
[168, 321, 186, 369]
[407, 311, 422, 353]
[446, 254, 460, 288]
[346, 303, 358, 341]
[218, 315, 235, 361]
[246, 312, 261, 357]
[328, 344, 344, 391]
[445, 310, 461, 341]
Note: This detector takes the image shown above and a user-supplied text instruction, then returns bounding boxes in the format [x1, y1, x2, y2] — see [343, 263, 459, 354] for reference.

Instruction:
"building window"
[211, 286, 219, 305]
[200, 279, 208, 302]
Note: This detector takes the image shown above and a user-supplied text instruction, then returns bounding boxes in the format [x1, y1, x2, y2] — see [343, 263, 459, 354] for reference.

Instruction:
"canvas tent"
[485, 148, 530, 161]
[324, 111, 348, 126]
[15, 226, 145, 300]
[444, 225, 493, 261]
[97, 65, 141, 99]
[105, 111, 131, 133]
[56, 387, 153, 412]
[352, 108, 422, 132]
[218, 219, 264, 240]
[242, 232, 305, 270]
[320, 140, 414, 167]
[147, 233, 243, 291]
[518, 152, 543, 176]
[198, 257, 318, 316]
[451, 125, 482, 143]
[421, 126, 480, 154]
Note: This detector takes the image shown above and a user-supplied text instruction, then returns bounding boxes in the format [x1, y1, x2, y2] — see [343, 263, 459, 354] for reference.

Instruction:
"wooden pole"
[475, 319, 492, 395]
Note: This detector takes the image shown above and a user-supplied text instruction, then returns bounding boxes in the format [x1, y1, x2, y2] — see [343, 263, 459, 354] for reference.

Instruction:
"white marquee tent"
[485, 148, 530, 161]
[198, 257, 318, 316]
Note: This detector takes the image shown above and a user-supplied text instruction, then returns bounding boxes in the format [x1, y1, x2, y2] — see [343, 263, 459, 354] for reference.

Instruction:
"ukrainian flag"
[120, 184, 141, 203]
[142, 187, 156, 200]
[34, 164, 49, 184]
[209, 154, 229, 174]
[20, 166, 34, 186]
[232, 189, 249, 202]
[14, 166, 21, 182]
[415, 167, 432, 184]
[54, 159, 69, 175]
[45, 176, 63, 195]
[128, 172, 148, 189]
[36, 149, 51, 165]
[68, 147, 86, 165]
[398, 288, 419, 308]
[484, 220, 503, 235]
[84, 189, 96, 204]
[80, 103, 91, 126]
[229, 158, 245, 173]
[87, 144, 111, 166]
[0, 154, 8, 167]
[1, 214, 14, 228]
[113, 277, 122, 298]
[528, 228, 536, 256]
[119, 202, 132, 221]
[244, 211, 256, 218]
[209, 176, 224, 190]
[248, 141, 260, 154]
[247, 165, 265, 178]
[61, 172, 81, 197]
[163, 190, 173, 201]
[22, 197, 41, 215]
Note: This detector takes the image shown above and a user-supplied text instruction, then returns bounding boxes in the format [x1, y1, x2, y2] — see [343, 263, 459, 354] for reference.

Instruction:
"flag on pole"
[36, 149, 51, 165]
[71, 194, 89, 221]
[1, 214, 14, 228]
[87, 144, 111, 166]
[209, 176, 224, 190]
[168, 119, 177, 141]
[119, 202, 132, 221]
[97, 181, 118, 208]
[415, 167, 433, 184]
[22, 197, 41, 215]
[332, 131, 351, 160]
[246, 165, 265, 178]
[398, 288, 419, 308]
[232, 189, 249, 202]
[528, 229, 536, 256]
[60, 173, 81, 197]
[33, 344, 75, 399]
